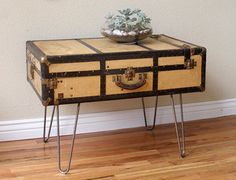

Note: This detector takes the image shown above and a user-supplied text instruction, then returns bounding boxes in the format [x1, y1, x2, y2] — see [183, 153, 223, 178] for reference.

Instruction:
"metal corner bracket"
[42, 78, 58, 89]
[42, 98, 52, 106]
[41, 56, 50, 66]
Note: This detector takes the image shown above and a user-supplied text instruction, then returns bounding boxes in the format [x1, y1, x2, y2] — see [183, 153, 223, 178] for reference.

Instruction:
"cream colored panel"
[82, 38, 147, 53]
[34, 40, 96, 56]
[159, 56, 184, 66]
[106, 58, 153, 70]
[49, 61, 100, 73]
[27, 50, 41, 72]
[159, 35, 197, 48]
[54, 76, 100, 99]
[27, 61, 42, 96]
[142, 38, 179, 50]
[158, 55, 202, 90]
[106, 72, 153, 95]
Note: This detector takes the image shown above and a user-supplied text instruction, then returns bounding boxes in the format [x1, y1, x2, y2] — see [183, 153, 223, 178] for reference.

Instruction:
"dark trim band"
[52, 86, 202, 105]
[77, 39, 102, 54]
[100, 58, 106, 96]
[158, 65, 185, 71]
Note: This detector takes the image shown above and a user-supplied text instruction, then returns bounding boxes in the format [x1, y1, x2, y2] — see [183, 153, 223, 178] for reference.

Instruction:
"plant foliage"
[105, 8, 151, 32]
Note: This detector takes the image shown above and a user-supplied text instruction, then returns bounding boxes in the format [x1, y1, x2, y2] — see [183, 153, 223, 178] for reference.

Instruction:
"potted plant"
[101, 8, 152, 43]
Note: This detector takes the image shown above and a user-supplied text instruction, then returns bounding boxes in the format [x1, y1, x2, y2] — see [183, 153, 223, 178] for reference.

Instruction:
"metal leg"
[179, 94, 185, 156]
[170, 94, 186, 158]
[56, 103, 80, 174]
[43, 106, 55, 143]
[141, 96, 158, 131]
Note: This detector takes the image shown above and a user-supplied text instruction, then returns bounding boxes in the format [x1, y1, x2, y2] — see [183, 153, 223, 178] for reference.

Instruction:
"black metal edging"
[46, 51, 154, 63]
[27, 34, 203, 64]
[153, 55, 158, 92]
[44, 48, 204, 64]
[46, 67, 154, 78]
[136, 42, 154, 51]
[77, 39, 103, 54]
[100, 58, 106, 96]
[106, 67, 153, 74]
[55, 86, 202, 105]
[158, 65, 186, 71]
[201, 48, 207, 91]
[58, 91, 155, 104]
[41, 84, 52, 104]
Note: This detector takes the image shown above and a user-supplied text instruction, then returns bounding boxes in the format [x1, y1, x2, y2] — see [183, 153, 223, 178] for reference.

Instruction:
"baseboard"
[1, 98, 236, 141]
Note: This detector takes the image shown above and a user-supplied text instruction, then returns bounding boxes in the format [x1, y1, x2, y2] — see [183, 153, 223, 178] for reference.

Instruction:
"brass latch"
[112, 67, 147, 82]
[42, 78, 58, 89]
[182, 44, 197, 69]
[125, 67, 136, 81]
[184, 59, 197, 69]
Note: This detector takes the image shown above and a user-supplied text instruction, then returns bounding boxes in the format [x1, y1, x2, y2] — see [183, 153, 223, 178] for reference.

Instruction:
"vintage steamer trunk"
[26, 34, 206, 106]
[26, 34, 206, 174]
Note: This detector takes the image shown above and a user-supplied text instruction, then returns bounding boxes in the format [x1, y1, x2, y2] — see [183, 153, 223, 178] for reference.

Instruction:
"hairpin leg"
[170, 94, 186, 158]
[56, 103, 80, 174]
[43, 106, 55, 143]
[141, 96, 158, 131]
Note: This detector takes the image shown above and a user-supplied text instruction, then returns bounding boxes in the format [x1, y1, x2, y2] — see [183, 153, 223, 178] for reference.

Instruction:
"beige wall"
[0, 0, 236, 121]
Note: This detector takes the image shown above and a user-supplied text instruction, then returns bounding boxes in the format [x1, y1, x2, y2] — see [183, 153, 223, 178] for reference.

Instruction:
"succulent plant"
[105, 8, 151, 33]
[102, 8, 152, 43]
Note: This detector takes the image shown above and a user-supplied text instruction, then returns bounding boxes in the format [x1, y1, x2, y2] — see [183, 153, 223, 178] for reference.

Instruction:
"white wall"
[0, 0, 236, 121]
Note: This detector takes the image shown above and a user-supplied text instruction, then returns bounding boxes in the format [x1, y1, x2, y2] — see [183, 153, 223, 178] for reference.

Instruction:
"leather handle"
[113, 73, 147, 90]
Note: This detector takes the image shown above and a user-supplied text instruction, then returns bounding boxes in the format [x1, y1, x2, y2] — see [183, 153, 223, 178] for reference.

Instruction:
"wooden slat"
[34, 40, 97, 56]
[159, 35, 197, 48]
[158, 56, 184, 66]
[141, 37, 180, 50]
[158, 55, 202, 90]
[106, 58, 153, 70]
[1, 116, 236, 179]
[54, 76, 100, 99]
[49, 61, 100, 73]
[82, 38, 148, 53]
